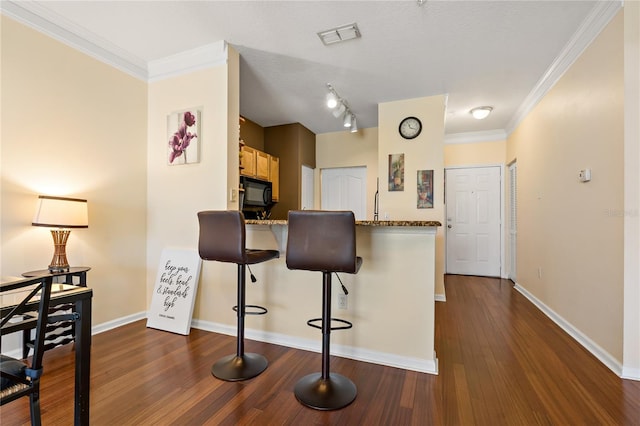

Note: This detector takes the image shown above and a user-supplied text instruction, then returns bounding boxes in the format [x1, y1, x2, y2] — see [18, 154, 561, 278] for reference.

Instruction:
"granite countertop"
[246, 219, 441, 227]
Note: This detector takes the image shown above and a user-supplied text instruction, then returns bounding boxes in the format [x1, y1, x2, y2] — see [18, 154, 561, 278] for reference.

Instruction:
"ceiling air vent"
[317, 23, 361, 46]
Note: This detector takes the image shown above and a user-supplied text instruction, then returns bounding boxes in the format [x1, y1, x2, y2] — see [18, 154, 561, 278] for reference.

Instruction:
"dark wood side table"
[21, 267, 91, 358]
[22, 266, 90, 286]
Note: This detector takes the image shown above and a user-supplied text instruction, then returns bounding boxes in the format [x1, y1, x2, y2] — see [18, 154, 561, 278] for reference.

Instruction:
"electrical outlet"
[338, 293, 348, 310]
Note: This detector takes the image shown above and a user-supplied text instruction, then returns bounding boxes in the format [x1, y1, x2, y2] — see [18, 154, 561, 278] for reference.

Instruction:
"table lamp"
[32, 195, 88, 272]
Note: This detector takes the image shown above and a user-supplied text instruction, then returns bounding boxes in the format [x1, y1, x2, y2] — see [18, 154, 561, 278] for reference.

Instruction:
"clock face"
[399, 117, 422, 139]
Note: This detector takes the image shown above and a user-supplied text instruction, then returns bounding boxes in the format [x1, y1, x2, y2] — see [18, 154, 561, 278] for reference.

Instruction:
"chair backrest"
[1, 275, 54, 401]
[197, 210, 246, 264]
[286, 210, 358, 273]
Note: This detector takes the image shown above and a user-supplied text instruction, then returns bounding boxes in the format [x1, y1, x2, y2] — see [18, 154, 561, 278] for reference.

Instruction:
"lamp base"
[48, 230, 71, 273]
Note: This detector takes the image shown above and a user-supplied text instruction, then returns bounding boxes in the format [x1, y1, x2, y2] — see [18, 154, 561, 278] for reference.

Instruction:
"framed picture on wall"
[167, 108, 201, 165]
[388, 153, 405, 191]
[417, 170, 434, 208]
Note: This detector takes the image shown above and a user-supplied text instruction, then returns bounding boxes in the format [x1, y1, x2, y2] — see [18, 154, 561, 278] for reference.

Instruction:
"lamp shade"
[32, 196, 88, 228]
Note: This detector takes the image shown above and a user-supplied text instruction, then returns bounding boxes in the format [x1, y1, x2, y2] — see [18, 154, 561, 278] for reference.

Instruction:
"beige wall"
[0, 17, 148, 324]
[378, 95, 446, 296]
[444, 140, 506, 166]
[507, 12, 624, 362]
[623, 1, 640, 378]
[146, 46, 239, 322]
[316, 127, 379, 217]
[317, 97, 446, 295]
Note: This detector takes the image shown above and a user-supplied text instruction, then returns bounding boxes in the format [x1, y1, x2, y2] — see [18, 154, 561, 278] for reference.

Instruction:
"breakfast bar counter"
[246, 219, 442, 227]
[204, 218, 441, 375]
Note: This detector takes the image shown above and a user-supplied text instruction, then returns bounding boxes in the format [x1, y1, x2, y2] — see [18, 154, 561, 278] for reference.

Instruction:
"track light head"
[343, 112, 352, 128]
[326, 92, 338, 109]
[332, 102, 346, 118]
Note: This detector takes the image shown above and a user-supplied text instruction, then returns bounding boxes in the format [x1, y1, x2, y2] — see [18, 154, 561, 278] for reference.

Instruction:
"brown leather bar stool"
[197, 210, 279, 381]
[286, 210, 363, 410]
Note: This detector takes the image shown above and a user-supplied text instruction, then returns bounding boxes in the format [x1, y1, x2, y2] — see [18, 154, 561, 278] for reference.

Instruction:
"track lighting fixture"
[325, 83, 358, 132]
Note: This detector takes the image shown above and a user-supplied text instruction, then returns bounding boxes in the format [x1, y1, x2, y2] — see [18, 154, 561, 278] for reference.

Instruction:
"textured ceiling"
[2, 1, 620, 138]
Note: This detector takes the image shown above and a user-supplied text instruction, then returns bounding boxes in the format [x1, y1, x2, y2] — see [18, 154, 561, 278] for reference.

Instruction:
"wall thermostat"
[578, 169, 591, 182]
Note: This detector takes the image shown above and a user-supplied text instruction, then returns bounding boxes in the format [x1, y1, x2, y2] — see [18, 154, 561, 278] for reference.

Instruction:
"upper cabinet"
[240, 145, 256, 177]
[240, 144, 279, 202]
[256, 150, 270, 181]
[270, 156, 279, 202]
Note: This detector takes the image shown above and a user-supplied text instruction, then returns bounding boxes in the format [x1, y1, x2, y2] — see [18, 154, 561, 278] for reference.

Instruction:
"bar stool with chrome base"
[197, 210, 279, 381]
[286, 210, 363, 410]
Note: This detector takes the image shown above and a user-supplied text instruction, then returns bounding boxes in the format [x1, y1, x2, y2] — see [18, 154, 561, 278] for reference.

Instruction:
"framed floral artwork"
[167, 108, 201, 165]
[417, 169, 434, 208]
[388, 153, 405, 191]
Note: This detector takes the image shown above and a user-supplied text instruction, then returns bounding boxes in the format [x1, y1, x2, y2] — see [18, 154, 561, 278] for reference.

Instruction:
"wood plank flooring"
[2, 275, 639, 425]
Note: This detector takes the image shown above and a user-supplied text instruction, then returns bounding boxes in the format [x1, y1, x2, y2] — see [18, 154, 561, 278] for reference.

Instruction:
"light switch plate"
[578, 169, 591, 182]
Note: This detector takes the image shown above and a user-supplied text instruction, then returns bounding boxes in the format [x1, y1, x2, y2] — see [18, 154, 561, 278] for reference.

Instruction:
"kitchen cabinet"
[270, 155, 279, 201]
[256, 150, 270, 181]
[240, 145, 256, 177]
[240, 145, 279, 203]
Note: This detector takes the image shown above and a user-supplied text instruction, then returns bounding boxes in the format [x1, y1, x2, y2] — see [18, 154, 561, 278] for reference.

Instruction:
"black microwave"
[240, 176, 272, 207]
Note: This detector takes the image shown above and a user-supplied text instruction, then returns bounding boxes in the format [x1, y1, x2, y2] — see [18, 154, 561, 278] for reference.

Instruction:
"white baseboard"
[92, 311, 147, 335]
[435, 293, 446, 302]
[514, 283, 623, 377]
[191, 318, 439, 375]
[622, 367, 640, 381]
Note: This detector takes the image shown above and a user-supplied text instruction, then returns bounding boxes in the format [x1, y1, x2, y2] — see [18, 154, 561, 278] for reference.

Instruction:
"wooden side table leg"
[74, 296, 91, 426]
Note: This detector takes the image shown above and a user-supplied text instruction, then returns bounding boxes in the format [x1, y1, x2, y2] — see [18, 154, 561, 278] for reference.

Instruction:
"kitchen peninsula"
[237, 219, 442, 375]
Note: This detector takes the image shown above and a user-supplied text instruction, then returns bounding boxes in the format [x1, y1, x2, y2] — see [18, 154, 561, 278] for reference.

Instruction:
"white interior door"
[508, 162, 517, 281]
[301, 165, 314, 210]
[321, 166, 367, 220]
[446, 166, 501, 277]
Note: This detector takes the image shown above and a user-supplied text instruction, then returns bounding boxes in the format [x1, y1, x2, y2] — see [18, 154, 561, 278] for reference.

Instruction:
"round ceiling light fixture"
[470, 106, 493, 120]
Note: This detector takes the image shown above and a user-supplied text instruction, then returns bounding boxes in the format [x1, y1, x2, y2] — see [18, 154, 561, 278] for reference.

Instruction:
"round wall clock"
[399, 116, 422, 139]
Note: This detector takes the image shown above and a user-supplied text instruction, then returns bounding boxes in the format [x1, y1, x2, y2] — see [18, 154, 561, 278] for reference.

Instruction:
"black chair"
[286, 210, 363, 410]
[1, 275, 55, 426]
[197, 210, 279, 381]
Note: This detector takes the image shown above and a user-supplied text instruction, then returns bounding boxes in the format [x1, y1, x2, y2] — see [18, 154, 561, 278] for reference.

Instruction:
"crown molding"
[148, 41, 228, 82]
[505, 0, 623, 135]
[444, 129, 507, 145]
[0, 1, 228, 82]
[1, 0, 148, 80]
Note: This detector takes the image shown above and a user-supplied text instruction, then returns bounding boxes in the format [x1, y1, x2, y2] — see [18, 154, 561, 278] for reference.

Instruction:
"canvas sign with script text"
[147, 248, 202, 335]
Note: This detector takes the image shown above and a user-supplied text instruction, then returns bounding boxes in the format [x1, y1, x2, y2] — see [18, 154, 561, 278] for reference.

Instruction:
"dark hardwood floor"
[2, 275, 639, 425]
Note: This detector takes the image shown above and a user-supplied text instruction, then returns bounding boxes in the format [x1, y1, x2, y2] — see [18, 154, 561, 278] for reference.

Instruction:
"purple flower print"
[184, 111, 196, 127]
[169, 111, 197, 164]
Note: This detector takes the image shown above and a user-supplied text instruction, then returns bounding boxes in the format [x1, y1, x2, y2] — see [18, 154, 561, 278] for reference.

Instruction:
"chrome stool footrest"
[307, 317, 352, 331]
[232, 304, 268, 315]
